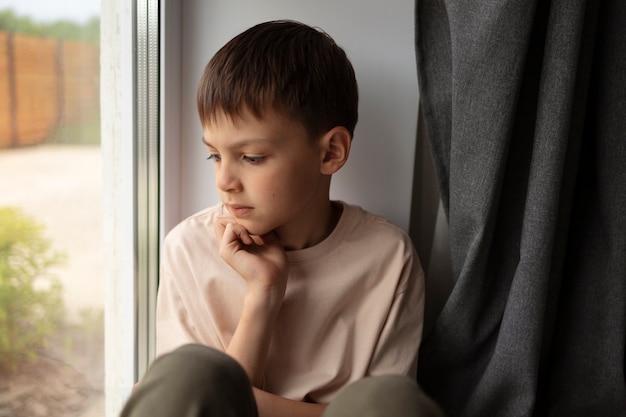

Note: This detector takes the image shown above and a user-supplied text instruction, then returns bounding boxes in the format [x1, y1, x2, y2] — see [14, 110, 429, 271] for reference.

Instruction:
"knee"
[148, 344, 247, 389]
[122, 345, 257, 417]
[324, 375, 445, 417]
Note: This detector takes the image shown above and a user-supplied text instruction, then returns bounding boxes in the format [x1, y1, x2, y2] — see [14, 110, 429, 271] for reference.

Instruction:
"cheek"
[279, 177, 314, 203]
[257, 172, 298, 198]
[253, 159, 320, 205]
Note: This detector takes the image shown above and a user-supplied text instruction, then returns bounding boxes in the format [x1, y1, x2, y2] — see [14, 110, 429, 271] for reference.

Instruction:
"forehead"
[202, 108, 309, 148]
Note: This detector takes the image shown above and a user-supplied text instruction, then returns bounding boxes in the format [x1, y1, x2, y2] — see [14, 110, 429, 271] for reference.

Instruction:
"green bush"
[0, 8, 100, 44]
[0, 206, 65, 372]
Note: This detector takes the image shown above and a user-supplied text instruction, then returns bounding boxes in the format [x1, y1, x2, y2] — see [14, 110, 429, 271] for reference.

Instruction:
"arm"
[213, 216, 288, 386]
[227, 280, 284, 386]
[214, 218, 328, 416]
[253, 388, 327, 417]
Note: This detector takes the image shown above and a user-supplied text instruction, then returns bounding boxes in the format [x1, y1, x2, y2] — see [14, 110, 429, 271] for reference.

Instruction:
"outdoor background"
[0, 3, 103, 416]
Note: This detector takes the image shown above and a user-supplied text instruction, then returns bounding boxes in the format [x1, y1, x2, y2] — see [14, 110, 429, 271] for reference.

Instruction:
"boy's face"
[203, 109, 329, 239]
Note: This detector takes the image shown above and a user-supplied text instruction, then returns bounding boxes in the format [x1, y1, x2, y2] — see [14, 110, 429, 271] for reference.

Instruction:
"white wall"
[175, 0, 418, 232]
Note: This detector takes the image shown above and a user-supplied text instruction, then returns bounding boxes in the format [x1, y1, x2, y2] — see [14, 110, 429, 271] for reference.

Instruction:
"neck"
[275, 201, 342, 251]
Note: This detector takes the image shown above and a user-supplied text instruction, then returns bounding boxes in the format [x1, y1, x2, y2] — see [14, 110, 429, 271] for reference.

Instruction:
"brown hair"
[197, 20, 358, 140]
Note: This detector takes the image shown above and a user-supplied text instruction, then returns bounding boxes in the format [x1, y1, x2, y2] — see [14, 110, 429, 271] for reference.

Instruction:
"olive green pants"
[120, 344, 444, 417]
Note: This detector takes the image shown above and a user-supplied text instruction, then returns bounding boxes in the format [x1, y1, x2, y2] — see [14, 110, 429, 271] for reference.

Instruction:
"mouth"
[226, 204, 254, 217]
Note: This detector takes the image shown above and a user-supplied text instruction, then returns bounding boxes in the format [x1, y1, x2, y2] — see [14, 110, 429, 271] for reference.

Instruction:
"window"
[0, 2, 104, 416]
[1, 1, 163, 415]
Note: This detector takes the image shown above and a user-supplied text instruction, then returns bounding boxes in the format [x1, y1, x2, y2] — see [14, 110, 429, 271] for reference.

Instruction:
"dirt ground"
[0, 356, 96, 417]
[0, 145, 105, 417]
[0, 332, 104, 417]
[0, 144, 104, 317]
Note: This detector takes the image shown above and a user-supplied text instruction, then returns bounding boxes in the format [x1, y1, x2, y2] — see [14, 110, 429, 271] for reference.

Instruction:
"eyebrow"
[201, 136, 279, 149]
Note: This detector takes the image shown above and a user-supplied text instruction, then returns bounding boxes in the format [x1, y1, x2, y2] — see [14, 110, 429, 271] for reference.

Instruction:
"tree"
[0, 8, 99, 44]
[0, 206, 65, 372]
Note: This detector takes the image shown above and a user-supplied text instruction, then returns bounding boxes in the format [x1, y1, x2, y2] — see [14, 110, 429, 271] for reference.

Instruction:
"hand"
[213, 216, 288, 302]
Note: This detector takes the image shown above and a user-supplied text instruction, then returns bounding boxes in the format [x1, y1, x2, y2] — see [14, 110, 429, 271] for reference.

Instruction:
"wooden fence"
[0, 31, 99, 148]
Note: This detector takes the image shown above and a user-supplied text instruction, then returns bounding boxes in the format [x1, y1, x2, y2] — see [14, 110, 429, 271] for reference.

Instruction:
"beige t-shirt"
[156, 201, 425, 403]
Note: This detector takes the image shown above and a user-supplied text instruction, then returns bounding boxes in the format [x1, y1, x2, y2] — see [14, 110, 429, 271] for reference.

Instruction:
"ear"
[319, 126, 352, 175]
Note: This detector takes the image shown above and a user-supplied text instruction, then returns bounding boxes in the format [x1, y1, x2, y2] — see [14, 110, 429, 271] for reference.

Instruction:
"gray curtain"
[414, 1, 626, 416]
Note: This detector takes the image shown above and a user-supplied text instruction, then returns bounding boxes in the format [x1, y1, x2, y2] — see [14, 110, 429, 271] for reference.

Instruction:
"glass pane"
[0, 2, 103, 416]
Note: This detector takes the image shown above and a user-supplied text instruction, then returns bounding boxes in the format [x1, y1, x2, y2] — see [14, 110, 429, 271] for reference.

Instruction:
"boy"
[122, 20, 442, 417]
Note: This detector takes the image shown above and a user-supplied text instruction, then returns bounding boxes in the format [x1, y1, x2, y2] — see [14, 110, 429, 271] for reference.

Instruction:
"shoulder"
[334, 202, 421, 277]
[165, 203, 222, 239]
[163, 203, 223, 254]
[340, 202, 415, 251]
[335, 202, 424, 300]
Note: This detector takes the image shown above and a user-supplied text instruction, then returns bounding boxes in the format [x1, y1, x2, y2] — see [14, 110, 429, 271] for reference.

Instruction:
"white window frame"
[102, 0, 163, 415]
[101, 0, 136, 414]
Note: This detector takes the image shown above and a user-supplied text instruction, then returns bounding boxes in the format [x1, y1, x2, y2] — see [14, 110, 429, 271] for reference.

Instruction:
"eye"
[243, 155, 265, 164]
[206, 154, 221, 162]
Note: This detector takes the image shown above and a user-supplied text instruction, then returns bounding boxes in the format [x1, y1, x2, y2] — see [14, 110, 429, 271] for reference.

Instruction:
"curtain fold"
[414, 1, 626, 416]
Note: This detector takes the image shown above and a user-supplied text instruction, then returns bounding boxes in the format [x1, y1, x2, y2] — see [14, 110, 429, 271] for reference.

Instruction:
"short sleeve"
[367, 245, 425, 378]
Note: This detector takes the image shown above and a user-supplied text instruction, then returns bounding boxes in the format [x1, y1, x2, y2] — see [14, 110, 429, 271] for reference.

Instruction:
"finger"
[250, 234, 265, 246]
[225, 222, 255, 246]
[213, 217, 226, 242]
[213, 215, 237, 241]
[215, 214, 237, 225]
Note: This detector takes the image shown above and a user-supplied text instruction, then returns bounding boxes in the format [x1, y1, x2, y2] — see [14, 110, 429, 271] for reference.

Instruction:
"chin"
[238, 221, 273, 237]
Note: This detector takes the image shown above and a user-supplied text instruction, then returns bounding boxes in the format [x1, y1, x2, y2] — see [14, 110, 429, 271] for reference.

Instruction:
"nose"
[215, 160, 242, 193]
